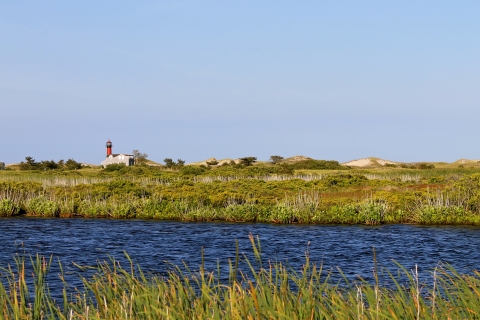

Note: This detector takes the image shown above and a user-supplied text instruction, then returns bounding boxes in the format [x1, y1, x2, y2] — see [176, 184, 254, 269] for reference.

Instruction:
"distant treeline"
[19, 157, 82, 171]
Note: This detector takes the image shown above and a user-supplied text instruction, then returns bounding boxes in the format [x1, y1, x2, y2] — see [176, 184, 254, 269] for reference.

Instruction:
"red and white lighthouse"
[106, 140, 112, 156]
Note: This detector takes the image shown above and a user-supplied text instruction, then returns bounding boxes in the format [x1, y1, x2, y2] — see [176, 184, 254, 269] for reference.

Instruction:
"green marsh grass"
[3, 168, 480, 224]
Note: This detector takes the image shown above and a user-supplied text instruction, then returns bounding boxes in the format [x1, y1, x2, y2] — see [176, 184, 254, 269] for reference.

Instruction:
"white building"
[101, 154, 134, 168]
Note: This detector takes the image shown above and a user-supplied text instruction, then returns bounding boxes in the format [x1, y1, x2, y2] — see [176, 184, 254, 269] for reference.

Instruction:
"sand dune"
[343, 157, 398, 167]
[187, 157, 241, 166]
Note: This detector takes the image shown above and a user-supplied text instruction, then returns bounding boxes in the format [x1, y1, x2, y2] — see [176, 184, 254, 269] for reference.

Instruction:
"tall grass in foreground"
[1, 236, 480, 319]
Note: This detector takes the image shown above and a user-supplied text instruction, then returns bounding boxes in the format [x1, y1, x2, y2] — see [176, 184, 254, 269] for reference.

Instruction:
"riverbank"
[2, 164, 480, 225]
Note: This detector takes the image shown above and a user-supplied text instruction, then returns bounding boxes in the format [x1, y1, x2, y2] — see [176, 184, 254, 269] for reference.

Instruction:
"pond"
[1, 217, 480, 295]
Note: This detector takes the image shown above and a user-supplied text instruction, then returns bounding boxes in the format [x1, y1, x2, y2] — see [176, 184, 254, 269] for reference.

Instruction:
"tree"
[239, 157, 257, 166]
[19, 156, 38, 170]
[40, 160, 58, 170]
[19, 157, 83, 171]
[132, 150, 148, 165]
[163, 158, 185, 169]
[65, 159, 82, 170]
[164, 158, 175, 168]
[270, 155, 284, 164]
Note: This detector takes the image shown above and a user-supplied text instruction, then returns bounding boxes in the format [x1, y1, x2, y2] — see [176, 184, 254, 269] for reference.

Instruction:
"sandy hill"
[282, 155, 312, 163]
[454, 159, 480, 164]
[343, 157, 398, 167]
[5, 163, 19, 167]
[143, 159, 164, 167]
[187, 157, 241, 166]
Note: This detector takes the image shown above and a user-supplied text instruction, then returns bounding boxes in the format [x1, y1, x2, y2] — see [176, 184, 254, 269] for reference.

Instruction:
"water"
[1, 217, 480, 295]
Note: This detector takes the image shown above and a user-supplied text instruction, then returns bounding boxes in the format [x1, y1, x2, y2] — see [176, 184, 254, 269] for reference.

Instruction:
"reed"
[2, 237, 480, 319]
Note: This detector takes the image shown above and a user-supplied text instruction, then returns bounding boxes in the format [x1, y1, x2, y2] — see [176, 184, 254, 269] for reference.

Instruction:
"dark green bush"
[417, 163, 435, 170]
[104, 163, 127, 171]
[180, 166, 206, 176]
[291, 160, 347, 170]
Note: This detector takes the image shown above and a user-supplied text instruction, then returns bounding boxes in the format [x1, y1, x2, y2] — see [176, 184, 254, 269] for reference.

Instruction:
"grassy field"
[1, 236, 480, 319]
[2, 161, 480, 224]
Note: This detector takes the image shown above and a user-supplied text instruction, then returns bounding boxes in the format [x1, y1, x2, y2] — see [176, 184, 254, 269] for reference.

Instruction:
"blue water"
[1, 217, 480, 294]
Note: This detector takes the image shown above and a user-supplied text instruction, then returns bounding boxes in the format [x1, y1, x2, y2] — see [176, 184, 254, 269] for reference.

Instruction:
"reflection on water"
[1, 217, 480, 294]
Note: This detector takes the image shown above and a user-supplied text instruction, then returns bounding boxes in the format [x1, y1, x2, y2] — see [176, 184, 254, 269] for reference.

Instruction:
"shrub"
[65, 159, 82, 170]
[269, 204, 298, 223]
[417, 163, 435, 170]
[239, 157, 257, 166]
[104, 163, 126, 171]
[274, 163, 294, 175]
[180, 166, 206, 176]
[224, 204, 259, 222]
[358, 201, 389, 225]
[270, 155, 284, 164]
[428, 176, 446, 184]
[413, 206, 468, 224]
[292, 160, 346, 170]
[322, 174, 368, 187]
[110, 202, 137, 219]
[0, 199, 20, 217]
[77, 201, 109, 218]
[19, 156, 38, 170]
[25, 197, 59, 217]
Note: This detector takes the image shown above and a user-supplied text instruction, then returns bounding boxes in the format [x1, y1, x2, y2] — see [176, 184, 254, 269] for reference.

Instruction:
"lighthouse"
[101, 139, 135, 167]
[106, 139, 112, 156]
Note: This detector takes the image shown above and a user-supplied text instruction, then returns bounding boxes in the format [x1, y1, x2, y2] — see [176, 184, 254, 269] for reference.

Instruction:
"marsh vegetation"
[2, 158, 480, 225]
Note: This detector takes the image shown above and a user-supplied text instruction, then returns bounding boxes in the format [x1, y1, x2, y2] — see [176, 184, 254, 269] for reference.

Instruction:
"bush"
[19, 156, 38, 170]
[417, 163, 435, 170]
[270, 155, 284, 164]
[274, 163, 294, 175]
[180, 166, 206, 176]
[322, 174, 368, 187]
[65, 159, 82, 170]
[239, 157, 257, 166]
[0, 199, 20, 217]
[25, 197, 59, 217]
[414, 206, 468, 224]
[78, 201, 109, 218]
[292, 160, 346, 170]
[104, 163, 126, 171]
[358, 201, 389, 225]
[110, 202, 137, 219]
[400, 163, 435, 170]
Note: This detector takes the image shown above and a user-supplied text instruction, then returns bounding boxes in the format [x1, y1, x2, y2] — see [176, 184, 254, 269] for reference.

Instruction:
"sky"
[1, 1, 479, 165]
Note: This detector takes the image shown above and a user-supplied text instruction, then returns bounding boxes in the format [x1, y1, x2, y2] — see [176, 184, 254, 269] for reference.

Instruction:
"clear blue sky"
[1, 1, 479, 164]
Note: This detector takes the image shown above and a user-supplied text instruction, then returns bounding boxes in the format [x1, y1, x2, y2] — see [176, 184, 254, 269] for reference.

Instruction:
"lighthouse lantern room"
[106, 140, 112, 156]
